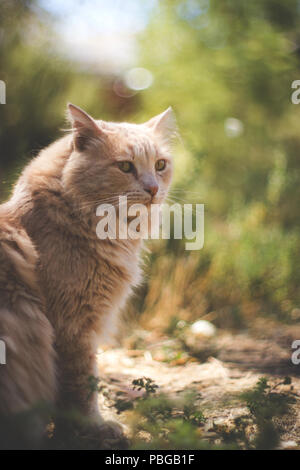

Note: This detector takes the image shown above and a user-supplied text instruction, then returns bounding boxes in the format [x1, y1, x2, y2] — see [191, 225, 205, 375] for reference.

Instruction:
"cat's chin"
[151, 198, 164, 206]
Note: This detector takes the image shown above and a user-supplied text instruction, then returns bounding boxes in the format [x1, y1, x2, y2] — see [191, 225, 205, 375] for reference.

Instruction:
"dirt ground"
[96, 319, 300, 449]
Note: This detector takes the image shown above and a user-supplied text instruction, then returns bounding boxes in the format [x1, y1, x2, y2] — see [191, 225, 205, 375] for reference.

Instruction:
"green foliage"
[240, 376, 295, 449]
[133, 0, 300, 327]
[0, 0, 106, 200]
[182, 391, 206, 426]
[87, 375, 104, 399]
[131, 392, 208, 449]
[129, 378, 216, 449]
[0, 375, 294, 450]
[205, 376, 295, 450]
[114, 395, 134, 414]
[132, 377, 159, 396]
[242, 377, 290, 420]
[129, 376, 294, 450]
[1, 0, 300, 325]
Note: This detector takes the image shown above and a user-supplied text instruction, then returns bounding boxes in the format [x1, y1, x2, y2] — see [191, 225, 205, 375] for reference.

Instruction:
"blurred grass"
[1, 0, 300, 330]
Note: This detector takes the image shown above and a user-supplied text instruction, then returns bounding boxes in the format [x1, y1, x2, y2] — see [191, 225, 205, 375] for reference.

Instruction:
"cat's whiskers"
[78, 192, 129, 207]
[77, 191, 147, 212]
[166, 193, 201, 205]
[165, 196, 199, 215]
[169, 189, 203, 195]
[79, 198, 120, 211]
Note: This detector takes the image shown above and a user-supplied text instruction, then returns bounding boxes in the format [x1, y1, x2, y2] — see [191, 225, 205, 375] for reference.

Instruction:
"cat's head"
[63, 103, 176, 212]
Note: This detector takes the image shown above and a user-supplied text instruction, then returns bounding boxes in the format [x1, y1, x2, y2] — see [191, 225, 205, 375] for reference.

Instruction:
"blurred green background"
[1, 0, 300, 330]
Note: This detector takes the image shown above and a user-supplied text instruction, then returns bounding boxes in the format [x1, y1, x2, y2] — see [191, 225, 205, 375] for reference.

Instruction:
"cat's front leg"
[56, 336, 127, 448]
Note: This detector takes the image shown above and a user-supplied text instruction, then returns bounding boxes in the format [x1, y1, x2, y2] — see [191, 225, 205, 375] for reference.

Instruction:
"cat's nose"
[144, 183, 159, 197]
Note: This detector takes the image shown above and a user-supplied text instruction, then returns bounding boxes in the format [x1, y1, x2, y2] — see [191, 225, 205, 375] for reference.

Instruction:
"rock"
[189, 320, 217, 338]
[278, 440, 298, 450]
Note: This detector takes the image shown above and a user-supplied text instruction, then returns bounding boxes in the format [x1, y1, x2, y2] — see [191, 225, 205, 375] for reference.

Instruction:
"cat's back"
[0, 205, 56, 416]
[0, 206, 39, 298]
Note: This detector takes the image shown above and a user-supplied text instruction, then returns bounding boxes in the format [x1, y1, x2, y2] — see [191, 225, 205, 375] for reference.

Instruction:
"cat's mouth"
[149, 196, 163, 206]
[145, 199, 160, 209]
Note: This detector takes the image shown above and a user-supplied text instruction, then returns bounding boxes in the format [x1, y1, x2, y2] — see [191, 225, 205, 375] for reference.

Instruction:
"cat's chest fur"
[22, 205, 142, 340]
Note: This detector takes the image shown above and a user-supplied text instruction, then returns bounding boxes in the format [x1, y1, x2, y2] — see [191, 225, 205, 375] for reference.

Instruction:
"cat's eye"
[117, 161, 134, 173]
[155, 159, 166, 171]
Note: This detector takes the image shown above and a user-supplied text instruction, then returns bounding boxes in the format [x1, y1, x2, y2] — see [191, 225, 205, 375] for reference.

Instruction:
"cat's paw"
[98, 420, 129, 450]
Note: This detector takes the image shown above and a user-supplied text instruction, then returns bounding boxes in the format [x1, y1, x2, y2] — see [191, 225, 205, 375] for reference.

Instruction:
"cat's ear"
[67, 103, 102, 151]
[144, 107, 177, 146]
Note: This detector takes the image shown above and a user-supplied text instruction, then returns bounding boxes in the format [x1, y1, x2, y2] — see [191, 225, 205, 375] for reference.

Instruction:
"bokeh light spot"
[124, 67, 153, 91]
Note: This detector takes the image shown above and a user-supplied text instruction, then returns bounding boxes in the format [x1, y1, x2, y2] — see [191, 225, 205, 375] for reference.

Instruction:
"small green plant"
[216, 376, 295, 449]
[131, 394, 210, 450]
[132, 377, 159, 396]
[128, 375, 295, 450]
[87, 375, 104, 399]
[240, 376, 294, 449]
[135, 393, 174, 424]
[182, 391, 206, 426]
[129, 378, 209, 449]
[114, 391, 134, 414]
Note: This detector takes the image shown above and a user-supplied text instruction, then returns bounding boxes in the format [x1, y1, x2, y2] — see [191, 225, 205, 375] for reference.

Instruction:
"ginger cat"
[0, 104, 175, 445]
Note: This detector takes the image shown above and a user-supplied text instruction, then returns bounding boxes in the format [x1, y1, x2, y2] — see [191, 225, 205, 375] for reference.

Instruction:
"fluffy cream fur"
[0, 104, 175, 436]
